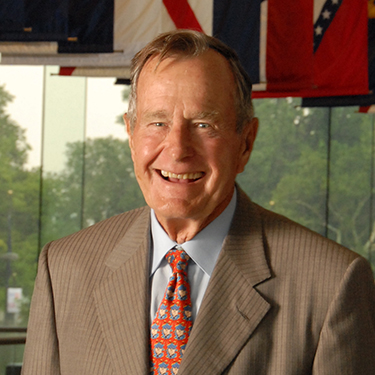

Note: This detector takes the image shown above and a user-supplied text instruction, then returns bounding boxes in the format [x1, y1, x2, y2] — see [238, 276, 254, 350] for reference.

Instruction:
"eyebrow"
[143, 110, 169, 121]
[142, 110, 221, 122]
[190, 111, 220, 121]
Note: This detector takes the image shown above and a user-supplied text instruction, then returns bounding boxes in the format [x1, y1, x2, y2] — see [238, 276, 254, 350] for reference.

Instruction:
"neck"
[156, 200, 232, 244]
[158, 218, 207, 244]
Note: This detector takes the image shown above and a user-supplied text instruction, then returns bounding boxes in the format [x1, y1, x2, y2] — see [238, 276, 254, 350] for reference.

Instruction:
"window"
[0, 66, 374, 372]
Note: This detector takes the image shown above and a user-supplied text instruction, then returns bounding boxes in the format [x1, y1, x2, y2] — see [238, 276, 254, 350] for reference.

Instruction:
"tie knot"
[166, 247, 190, 274]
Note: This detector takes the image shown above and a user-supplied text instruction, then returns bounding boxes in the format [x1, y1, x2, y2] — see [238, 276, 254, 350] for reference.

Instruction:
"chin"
[153, 201, 202, 221]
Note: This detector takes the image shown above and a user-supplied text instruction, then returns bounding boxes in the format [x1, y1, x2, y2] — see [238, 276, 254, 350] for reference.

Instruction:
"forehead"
[136, 50, 237, 112]
[142, 49, 235, 84]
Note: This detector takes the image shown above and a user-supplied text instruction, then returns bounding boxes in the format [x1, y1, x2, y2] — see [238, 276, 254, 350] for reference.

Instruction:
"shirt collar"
[150, 188, 237, 276]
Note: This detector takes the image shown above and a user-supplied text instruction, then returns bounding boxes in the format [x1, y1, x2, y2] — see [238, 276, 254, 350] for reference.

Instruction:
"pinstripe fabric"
[22, 207, 151, 375]
[22, 188, 375, 374]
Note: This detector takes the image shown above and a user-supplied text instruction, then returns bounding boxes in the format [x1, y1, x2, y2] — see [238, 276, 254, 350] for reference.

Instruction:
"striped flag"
[0, 0, 212, 70]
[312, 0, 368, 97]
[0, 0, 370, 100]
[0, 0, 68, 41]
[252, 0, 369, 98]
[358, 105, 375, 113]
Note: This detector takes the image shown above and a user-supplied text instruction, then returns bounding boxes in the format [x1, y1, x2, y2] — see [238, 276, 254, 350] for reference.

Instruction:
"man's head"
[124, 30, 258, 242]
[127, 29, 254, 133]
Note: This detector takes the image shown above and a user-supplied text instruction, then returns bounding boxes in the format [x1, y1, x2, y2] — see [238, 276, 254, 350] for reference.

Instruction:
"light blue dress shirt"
[150, 189, 237, 322]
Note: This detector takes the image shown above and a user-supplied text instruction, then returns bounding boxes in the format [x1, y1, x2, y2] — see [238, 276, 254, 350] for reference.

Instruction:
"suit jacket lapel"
[179, 189, 272, 375]
[93, 208, 151, 374]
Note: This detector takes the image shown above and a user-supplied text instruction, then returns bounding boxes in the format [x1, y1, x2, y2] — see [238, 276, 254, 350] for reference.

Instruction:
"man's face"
[126, 50, 257, 232]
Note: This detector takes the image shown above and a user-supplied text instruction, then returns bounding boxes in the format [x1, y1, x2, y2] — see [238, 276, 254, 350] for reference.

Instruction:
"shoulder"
[40, 206, 150, 272]
[257, 202, 360, 265]
[235, 187, 364, 278]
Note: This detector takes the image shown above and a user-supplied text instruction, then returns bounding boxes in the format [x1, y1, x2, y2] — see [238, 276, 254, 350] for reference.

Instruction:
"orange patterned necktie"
[150, 246, 193, 374]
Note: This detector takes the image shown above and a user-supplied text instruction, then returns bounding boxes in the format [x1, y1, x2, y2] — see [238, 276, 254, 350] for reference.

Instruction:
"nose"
[165, 122, 195, 161]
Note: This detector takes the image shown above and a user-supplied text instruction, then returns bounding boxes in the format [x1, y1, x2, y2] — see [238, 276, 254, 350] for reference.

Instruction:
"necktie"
[150, 246, 193, 374]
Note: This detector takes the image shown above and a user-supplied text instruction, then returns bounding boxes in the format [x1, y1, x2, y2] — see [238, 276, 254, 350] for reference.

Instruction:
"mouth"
[158, 170, 204, 182]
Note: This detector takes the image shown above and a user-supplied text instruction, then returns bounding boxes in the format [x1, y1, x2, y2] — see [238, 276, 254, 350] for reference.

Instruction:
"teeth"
[161, 170, 203, 180]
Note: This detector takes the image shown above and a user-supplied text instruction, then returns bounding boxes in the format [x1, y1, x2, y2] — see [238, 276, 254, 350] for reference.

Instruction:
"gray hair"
[127, 29, 254, 133]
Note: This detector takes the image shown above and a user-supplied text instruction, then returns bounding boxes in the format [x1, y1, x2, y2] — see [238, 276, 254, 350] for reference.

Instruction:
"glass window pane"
[1, 64, 375, 375]
[82, 80, 144, 227]
[237, 98, 329, 236]
[0, 66, 43, 334]
[329, 108, 374, 268]
[40, 67, 86, 245]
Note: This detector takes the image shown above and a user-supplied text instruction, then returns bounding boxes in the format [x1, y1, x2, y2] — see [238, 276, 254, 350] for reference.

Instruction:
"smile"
[160, 170, 204, 181]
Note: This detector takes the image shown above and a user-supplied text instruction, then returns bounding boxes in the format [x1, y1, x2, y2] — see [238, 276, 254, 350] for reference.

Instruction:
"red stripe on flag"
[59, 67, 76, 76]
[266, 0, 314, 92]
[313, 0, 368, 96]
[358, 106, 371, 113]
[163, 0, 203, 31]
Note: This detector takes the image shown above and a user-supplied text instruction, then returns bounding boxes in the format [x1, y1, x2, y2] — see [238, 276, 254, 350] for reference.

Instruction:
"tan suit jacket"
[22, 188, 375, 374]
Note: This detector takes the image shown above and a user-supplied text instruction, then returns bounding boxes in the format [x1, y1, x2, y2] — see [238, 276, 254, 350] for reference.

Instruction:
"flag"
[162, 0, 203, 31]
[61, 0, 375, 100]
[312, 0, 368, 97]
[0, 0, 370, 101]
[0, 0, 68, 41]
[56, 0, 211, 77]
[252, 0, 369, 98]
[213, 0, 315, 93]
[0, 0, 212, 72]
[358, 105, 375, 113]
[213, 0, 267, 89]
[58, 0, 114, 53]
[303, 1, 375, 107]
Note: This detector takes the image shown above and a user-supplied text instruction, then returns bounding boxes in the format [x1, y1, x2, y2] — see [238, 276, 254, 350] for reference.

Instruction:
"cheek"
[213, 145, 240, 170]
[132, 138, 159, 167]
[211, 147, 244, 182]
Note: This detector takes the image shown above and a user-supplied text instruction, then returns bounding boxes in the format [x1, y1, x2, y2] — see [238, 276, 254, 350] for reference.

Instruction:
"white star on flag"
[322, 9, 331, 19]
[315, 25, 323, 35]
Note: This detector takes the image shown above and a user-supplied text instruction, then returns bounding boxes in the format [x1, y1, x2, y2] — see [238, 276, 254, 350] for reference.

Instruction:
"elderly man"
[22, 30, 375, 375]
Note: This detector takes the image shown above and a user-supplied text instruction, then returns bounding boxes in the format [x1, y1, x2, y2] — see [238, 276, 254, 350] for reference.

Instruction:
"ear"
[124, 113, 135, 161]
[124, 113, 133, 146]
[124, 113, 131, 135]
[236, 117, 259, 174]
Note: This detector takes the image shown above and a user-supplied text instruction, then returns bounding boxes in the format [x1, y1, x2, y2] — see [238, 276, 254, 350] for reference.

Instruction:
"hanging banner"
[0, 0, 370, 100]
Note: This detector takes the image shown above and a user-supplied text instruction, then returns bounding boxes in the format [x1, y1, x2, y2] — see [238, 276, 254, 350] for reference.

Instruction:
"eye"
[154, 122, 165, 127]
[197, 123, 210, 128]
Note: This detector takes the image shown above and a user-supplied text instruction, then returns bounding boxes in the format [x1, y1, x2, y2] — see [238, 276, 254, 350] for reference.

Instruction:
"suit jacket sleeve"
[313, 256, 375, 374]
[22, 243, 61, 375]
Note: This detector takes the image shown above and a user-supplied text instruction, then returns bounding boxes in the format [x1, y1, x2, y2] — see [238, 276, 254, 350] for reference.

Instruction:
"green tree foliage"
[238, 98, 375, 265]
[0, 85, 40, 326]
[41, 136, 145, 245]
[0, 87, 29, 169]
[238, 98, 329, 211]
